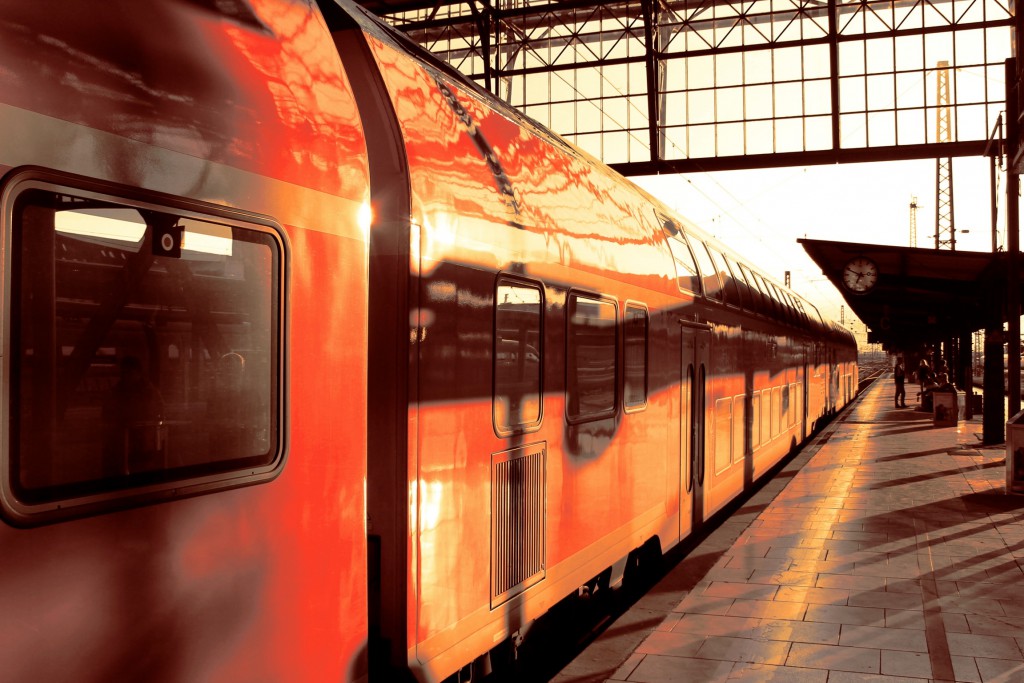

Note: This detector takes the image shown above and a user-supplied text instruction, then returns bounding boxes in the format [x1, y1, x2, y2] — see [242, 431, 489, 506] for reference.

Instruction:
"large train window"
[707, 247, 741, 307]
[753, 272, 780, 319]
[737, 264, 765, 314]
[494, 278, 543, 434]
[566, 293, 617, 422]
[691, 242, 723, 301]
[623, 304, 648, 410]
[2, 179, 284, 524]
[664, 232, 701, 294]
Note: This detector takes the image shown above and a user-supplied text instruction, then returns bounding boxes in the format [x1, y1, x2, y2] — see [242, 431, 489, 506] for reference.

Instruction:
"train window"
[760, 390, 771, 443]
[783, 292, 799, 323]
[751, 393, 761, 449]
[3, 181, 284, 522]
[691, 242, 723, 301]
[732, 395, 745, 465]
[782, 385, 792, 427]
[494, 279, 543, 434]
[623, 305, 648, 410]
[768, 283, 791, 323]
[721, 255, 748, 309]
[754, 273, 780, 318]
[665, 233, 701, 294]
[771, 386, 782, 437]
[707, 247, 741, 307]
[714, 398, 732, 475]
[566, 294, 617, 422]
[794, 299, 810, 327]
[737, 264, 764, 314]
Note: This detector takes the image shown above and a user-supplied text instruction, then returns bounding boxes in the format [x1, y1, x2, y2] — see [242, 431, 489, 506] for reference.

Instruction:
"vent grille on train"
[491, 443, 546, 607]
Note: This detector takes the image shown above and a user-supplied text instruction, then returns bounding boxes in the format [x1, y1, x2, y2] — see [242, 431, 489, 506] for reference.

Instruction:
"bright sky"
[633, 154, 1002, 346]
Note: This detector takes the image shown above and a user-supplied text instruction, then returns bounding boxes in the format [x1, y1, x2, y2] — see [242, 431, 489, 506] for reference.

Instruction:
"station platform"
[555, 375, 1024, 683]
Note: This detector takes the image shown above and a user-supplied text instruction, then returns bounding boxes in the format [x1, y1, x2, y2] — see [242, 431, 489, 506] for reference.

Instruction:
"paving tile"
[754, 618, 841, 645]
[963, 614, 1024, 638]
[723, 556, 793, 572]
[748, 570, 818, 587]
[653, 613, 682, 632]
[816, 574, 888, 592]
[669, 613, 760, 637]
[804, 603, 886, 627]
[726, 662, 827, 682]
[624, 654, 734, 682]
[946, 632, 1024, 661]
[609, 652, 645, 681]
[848, 590, 923, 611]
[635, 631, 706, 658]
[694, 635, 791, 665]
[950, 655, 983, 683]
[941, 612, 970, 633]
[703, 581, 779, 601]
[726, 598, 807, 620]
[673, 593, 734, 615]
[883, 578, 922, 594]
[785, 642, 881, 674]
[839, 625, 928, 653]
[879, 649, 932, 679]
[774, 585, 850, 606]
[882, 609, 926, 630]
[766, 547, 829, 561]
[936, 596, 1007, 616]
[704, 567, 757, 583]
[974, 657, 1024, 683]
[826, 671, 938, 683]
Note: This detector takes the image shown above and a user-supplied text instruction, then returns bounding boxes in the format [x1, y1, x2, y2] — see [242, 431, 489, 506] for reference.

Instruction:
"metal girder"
[375, 0, 1013, 175]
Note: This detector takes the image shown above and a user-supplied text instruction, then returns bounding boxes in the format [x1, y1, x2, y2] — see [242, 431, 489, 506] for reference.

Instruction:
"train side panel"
[355, 24, 700, 679]
[0, 2, 371, 682]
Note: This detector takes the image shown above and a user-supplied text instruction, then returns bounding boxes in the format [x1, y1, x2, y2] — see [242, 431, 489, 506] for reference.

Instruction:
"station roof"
[798, 238, 1005, 350]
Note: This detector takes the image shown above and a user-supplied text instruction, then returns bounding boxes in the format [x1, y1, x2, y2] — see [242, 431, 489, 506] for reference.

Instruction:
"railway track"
[858, 359, 890, 391]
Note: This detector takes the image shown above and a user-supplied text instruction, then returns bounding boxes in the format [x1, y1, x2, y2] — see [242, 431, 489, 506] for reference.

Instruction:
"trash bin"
[1006, 410, 1024, 494]
[933, 391, 957, 426]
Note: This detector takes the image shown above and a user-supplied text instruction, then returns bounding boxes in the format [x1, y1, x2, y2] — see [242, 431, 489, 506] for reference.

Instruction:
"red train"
[0, 1, 856, 682]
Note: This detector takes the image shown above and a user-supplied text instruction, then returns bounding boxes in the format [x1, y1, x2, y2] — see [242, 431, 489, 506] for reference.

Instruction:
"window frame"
[565, 290, 619, 424]
[622, 302, 649, 412]
[493, 275, 545, 437]
[0, 170, 289, 526]
[691, 241, 724, 302]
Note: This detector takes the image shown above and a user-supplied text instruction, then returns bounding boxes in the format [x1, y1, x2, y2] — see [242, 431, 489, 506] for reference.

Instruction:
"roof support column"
[1007, 56, 1021, 422]
[642, 0, 661, 163]
[828, 0, 840, 155]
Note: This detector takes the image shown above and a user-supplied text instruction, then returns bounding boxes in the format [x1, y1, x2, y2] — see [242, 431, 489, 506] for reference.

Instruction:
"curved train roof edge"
[321, 0, 848, 337]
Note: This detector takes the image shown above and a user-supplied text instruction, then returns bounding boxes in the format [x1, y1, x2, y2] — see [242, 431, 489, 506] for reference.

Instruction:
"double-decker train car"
[0, 1, 856, 683]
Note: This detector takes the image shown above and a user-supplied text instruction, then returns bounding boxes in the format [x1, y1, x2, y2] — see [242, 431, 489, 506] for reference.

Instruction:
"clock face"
[842, 257, 878, 293]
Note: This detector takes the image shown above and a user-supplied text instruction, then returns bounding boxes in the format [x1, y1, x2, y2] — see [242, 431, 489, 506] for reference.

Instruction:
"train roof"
[325, 0, 848, 338]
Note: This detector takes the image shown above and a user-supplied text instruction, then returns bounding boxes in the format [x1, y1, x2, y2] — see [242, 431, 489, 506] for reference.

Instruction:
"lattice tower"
[935, 61, 955, 250]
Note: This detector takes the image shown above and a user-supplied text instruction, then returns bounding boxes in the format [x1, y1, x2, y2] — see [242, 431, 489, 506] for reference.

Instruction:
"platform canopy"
[798, 238, 1004, 350]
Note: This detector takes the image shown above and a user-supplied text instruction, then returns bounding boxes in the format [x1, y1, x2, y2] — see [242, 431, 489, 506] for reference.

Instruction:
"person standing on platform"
[894, 358, 907, 408]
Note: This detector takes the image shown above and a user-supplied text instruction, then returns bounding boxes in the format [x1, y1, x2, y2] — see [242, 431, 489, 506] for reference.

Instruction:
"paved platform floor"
[563, 377, 1024, 683]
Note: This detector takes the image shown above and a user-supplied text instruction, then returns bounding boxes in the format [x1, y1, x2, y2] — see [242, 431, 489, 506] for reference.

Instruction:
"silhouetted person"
[893, 359, 907, 408]
[918, 359, 933, 394]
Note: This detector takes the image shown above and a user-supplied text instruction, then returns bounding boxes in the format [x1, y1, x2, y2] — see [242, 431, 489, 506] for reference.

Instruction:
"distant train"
[0, 1, 856, 682]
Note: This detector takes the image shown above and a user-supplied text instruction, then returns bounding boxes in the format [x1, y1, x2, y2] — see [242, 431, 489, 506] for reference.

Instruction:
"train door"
[680, 321, 710, 534]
